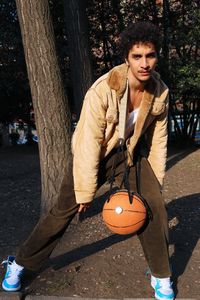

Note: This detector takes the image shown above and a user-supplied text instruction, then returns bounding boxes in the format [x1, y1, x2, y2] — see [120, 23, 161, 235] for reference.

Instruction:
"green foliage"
[168, 2, 200, 103]
[173, 63, 200, 99]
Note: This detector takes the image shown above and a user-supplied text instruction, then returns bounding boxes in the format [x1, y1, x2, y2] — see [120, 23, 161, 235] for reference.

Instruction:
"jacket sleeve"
[146, 97, 169, 188]
[72, 88, 107, 204]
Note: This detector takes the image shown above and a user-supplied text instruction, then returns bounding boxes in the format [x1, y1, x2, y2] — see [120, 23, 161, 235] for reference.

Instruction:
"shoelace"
[156, 277, 172, 289]
[1, 259, 9, 266]
[1, 259, 23, 276]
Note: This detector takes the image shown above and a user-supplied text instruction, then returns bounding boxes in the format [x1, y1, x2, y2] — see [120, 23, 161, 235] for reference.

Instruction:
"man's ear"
[125, 59, 129, 66]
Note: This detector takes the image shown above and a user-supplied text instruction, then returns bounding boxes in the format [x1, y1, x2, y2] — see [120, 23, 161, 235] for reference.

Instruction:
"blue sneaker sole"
[2, 281, 21, 292]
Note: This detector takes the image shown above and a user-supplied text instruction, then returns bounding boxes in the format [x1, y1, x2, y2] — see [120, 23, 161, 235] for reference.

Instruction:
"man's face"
[126, 42, 158, 83]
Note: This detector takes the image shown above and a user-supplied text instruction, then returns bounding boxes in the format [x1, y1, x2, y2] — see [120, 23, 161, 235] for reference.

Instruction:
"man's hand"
[78, 203, 91, 213]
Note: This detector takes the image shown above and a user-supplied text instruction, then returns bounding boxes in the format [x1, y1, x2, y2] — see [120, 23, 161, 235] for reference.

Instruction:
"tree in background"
[1, 0, 200, 145]
[63, 0, 93, 117]
[0, 1, 30, 121]
[167, 0, 200, 143]
[15, 0, 72, 212]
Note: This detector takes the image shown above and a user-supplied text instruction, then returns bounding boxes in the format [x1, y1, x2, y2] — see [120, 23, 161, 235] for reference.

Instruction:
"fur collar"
[107, 64, 129, 101]
[106, 63, 160, 103]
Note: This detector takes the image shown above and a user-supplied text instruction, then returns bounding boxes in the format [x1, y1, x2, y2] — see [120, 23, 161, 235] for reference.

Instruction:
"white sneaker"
[151, 275, 175, 300]
[2, 256, 24, 291]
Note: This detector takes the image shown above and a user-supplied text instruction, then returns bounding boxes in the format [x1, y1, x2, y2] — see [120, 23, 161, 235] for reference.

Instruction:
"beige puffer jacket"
[72, 63, 169, 204]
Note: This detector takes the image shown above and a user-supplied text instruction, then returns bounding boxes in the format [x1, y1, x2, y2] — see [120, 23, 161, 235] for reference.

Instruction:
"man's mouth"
[139, 71, 150, 75]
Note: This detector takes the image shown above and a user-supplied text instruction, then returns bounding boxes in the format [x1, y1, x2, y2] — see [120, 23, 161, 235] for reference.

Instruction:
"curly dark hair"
[119, 21, 161, 59]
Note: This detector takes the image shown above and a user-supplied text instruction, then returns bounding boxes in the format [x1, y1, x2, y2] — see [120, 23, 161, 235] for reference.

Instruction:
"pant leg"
[128, 157, 171, 278]
[101, 149, 171, 277]
[108, 151, 171, 278]
[16, 153, 111, 271]
[16, 158, 79, 271]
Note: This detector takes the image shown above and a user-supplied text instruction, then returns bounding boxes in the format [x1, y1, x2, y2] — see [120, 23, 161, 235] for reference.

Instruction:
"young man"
[2, 22, 174, 300]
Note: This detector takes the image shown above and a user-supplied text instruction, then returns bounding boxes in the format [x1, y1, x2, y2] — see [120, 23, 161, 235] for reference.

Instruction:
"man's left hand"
[78, 203, 91, 213]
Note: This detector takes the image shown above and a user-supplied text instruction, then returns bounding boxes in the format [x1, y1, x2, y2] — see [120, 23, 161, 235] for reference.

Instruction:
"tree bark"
[63, 0, 93, 117]
[112, 0, 124, 32]
[162, 0, 170, 85]
[16, 0, 72, 213]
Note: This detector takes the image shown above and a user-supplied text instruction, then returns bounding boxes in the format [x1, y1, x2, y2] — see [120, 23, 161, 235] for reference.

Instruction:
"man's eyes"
[132, 55, 141, 59]
[131, 53, 156, 59]
[147, 53, 157, 58]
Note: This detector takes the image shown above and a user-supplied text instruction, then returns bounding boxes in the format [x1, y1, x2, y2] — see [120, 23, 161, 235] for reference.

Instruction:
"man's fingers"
[79, 203, 90, 212]
[78, 203, 90, 213]
[78, 204, 84, 213]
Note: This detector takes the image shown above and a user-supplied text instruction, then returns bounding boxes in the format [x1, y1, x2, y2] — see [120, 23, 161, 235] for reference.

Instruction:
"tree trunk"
[151, 0, 159, 25]
[99, 0, 113, 70]
[162, 0, 170, 85]
[63, 0, 93, 117]
[16, 0, 72, 213]
[112, 0, 124, 32]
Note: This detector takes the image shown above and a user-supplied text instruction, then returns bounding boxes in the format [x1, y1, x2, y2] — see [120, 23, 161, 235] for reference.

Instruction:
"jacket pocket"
[106, 108, 119, 123]
[150, 101, 166, 115]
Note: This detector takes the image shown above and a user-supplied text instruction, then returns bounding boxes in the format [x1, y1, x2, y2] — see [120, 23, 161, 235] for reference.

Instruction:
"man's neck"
[127, 72, 146, 93]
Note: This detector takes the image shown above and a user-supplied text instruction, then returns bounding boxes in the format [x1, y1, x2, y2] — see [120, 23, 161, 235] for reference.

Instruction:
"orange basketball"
[102, 190, 147, 235]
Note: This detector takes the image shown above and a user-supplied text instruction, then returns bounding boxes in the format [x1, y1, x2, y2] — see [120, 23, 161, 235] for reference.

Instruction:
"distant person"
[16, 119, 28, 145]
[2, 21, 174, 300]
[29, 106, 38, 143]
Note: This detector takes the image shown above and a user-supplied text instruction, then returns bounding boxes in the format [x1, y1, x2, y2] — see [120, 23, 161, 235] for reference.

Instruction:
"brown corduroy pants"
[16, 149, 171, 278]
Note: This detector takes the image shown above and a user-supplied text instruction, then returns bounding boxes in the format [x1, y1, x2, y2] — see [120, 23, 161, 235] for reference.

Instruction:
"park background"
[0, 0, 200, 211]
[0, 1, 200, 299]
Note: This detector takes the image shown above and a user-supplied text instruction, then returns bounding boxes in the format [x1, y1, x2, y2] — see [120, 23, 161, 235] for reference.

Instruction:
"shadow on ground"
[167, 193, 200, 296]
[22, 192, 200, 299]
[0, 145, 199, 298]
[167, 144, 199, 171]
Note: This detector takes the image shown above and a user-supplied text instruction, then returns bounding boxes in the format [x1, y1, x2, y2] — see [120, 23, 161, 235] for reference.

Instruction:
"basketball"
[102, 190, 147, 235]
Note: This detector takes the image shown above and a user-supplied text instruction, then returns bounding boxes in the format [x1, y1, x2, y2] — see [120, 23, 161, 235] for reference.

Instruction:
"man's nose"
[141, 58, 149, 69]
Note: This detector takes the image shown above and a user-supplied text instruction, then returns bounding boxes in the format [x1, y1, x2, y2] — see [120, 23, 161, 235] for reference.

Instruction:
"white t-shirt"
[125, 107, 140, 139]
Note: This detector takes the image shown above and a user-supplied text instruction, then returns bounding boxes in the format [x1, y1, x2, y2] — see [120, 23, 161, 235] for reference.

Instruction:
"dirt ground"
[0, 144, 200, 299]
